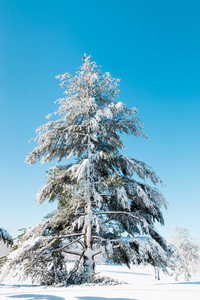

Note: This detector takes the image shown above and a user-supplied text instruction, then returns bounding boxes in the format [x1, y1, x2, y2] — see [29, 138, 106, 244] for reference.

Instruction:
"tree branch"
[52, 237, 83, 253]
[93, 211, 146, 226]
[62, 249, 82, 256]
[93, 211, 162, 236]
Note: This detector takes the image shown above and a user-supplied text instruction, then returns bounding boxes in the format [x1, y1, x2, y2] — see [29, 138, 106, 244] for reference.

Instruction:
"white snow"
[0, 240, 10, 258]
[1, 264, 200, 300]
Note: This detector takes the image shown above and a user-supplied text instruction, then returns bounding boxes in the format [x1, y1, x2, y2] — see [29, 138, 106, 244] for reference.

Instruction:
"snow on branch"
[93, 211, 149, 232]
[0, 228, 13, 246]
[118, 153, 164, 185]
[20, 54, 170, 283]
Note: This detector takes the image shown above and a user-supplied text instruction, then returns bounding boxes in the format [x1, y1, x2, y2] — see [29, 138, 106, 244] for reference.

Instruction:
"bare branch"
[25, 267, 53, 274]
[52, 237, 83, 253]
[93, 250, 102, 257]
[62, 249, 82, 256]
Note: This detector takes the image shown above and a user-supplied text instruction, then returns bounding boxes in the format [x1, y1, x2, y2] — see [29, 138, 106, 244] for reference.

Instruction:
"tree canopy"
[1, 55, 174, 285]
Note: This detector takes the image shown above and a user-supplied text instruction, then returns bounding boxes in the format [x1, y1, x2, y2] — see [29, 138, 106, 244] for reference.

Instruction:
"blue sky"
[0, 0, 199, 241]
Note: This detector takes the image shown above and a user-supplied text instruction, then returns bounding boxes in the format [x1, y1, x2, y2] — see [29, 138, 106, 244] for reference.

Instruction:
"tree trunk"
[154, 267, 160, 280]
[184, 269, 189, 282]
[83, 126, 95, 276]
[83, 222, 95, 276]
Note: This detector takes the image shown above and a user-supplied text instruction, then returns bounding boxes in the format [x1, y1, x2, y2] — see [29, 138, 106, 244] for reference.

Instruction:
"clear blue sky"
[0, 0, 199, 242]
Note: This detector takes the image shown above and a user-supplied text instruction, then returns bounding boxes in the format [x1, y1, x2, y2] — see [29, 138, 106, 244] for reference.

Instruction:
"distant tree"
[2, 55, 173, 285]
[172, 227, 199, 281]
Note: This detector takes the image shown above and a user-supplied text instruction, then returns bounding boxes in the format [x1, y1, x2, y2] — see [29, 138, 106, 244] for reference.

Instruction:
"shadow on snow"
[8, 296, 138, 300]
[1, 284, 40, 288]
[8, 295, 65, 300]
[157, 281, 200, 286]
[170, 281, 200, 285]
[100, 270, 151, 276]
[77, 298, 138, 300]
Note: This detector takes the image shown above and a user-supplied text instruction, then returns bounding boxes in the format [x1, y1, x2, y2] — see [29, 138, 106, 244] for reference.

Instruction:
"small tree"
[2, 55, 173, 285]
[172, 227, 199, 281]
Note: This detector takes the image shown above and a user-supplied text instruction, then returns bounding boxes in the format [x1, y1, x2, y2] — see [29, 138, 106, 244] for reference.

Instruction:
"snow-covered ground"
[1, 264, 200, 300]
[0, 241, 10, 258]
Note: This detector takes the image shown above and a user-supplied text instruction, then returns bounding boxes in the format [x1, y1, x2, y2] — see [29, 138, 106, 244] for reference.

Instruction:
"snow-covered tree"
[0, 228, 13, 248]
[2, 55, 173, 284]
[172, 227, 199, 281]
[0, 215, 69, 285]
[0, 228, 13, 269]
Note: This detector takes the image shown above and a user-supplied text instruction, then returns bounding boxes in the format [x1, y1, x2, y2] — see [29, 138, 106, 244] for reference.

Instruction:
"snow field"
[1, 264, 200, 300]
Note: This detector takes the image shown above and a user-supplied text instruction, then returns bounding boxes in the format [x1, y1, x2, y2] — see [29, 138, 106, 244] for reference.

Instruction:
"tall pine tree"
[1, 55, 174, 285]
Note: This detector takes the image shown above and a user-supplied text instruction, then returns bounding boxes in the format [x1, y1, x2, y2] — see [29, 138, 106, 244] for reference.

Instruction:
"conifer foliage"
[0, 228, 13, 247]
[2, 55, 173, 285]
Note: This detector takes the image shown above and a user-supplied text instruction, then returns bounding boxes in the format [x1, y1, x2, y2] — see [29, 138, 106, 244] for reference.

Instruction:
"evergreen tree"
[1, 55, 173, 284]
[0, 228, 13, 269]
[172, 227, 199, 281]
[0, 214, 68, 285]
[0, 228, 13, 247]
